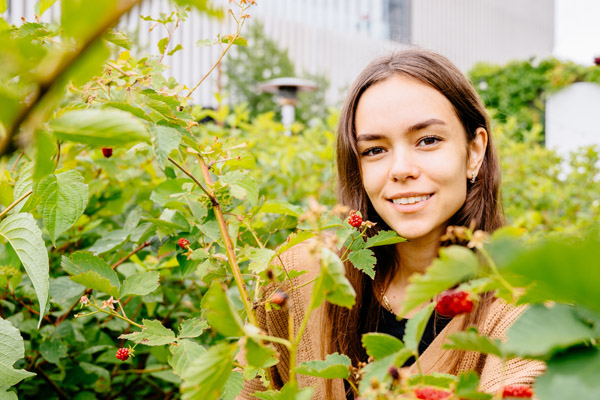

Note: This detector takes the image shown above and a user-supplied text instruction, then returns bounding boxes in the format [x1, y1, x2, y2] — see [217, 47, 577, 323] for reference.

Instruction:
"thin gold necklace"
[380, 286, 394, 313]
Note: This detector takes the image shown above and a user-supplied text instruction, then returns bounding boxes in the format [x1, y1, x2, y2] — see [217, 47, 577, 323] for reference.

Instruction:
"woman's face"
[355, 75, 485, 244]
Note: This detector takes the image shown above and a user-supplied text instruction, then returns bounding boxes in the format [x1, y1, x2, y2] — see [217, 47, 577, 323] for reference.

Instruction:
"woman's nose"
[388, 148, 420, 182]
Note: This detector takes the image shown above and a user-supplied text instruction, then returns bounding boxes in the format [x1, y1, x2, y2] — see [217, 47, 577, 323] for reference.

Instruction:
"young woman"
[240, 48, 544, 399]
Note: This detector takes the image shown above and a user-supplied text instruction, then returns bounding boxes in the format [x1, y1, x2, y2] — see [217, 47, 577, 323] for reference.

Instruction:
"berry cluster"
[102, 147, 113, 158]
[414, 387, 452, 400]
[178, 238, 190, 249]
[502, 385, 534, 398]
[435, 290, 474, 317]
[116, 348, 130, 361]
[348, 212, 363, 228]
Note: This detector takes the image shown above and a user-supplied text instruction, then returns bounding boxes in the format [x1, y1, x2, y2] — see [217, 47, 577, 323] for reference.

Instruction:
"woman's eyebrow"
[356, 118, 447, 142]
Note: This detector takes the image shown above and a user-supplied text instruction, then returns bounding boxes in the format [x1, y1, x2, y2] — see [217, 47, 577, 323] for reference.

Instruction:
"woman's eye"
[418, 136, 441, 146]
[361, 147, 385, 156]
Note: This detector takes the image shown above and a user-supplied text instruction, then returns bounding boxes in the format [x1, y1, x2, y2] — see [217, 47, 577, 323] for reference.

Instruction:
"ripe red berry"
[270, 290, 288, 306]
[502, 385, 534, 398]
[178, 238, 190, 249]
[116, 348, 129, 361]
[348, 212, 362, 228]
[414, 387, 452, 400]
[435, 290, 474, 317]
[594, 56, 600, 66]
[102, 147, 113, 158]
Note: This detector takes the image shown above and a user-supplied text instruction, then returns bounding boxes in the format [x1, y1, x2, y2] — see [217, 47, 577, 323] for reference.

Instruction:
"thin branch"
[36, 364, 71, 400]
[10, 151, 24, 172]
[111, 240, 151, 270]
[0, 189, 33, 220]
[167, 156, 217, 206]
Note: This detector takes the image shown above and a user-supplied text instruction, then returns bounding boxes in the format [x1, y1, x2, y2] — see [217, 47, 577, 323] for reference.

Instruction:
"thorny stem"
[185, 3, 251, 98]
[0, 189, 33, 220]
[168, 156, 216, 205]
[195, 154, 257, 326]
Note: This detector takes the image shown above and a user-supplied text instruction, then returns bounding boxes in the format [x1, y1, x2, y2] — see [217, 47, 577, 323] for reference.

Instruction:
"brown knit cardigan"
[238, 243, 545, 399]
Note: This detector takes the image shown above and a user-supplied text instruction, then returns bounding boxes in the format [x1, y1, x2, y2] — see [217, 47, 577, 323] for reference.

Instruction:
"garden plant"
[1, 1, 599, 400]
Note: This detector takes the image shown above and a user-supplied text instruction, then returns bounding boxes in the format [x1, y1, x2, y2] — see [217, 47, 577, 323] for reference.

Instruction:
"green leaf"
[50, 109, 150, 146]
[364, 230, 406, 248]
[201, 282, 244, 337]
[222, 371, 243, 400]
[504, 304, 595, 359]
[70, 271, 119, 298]
[33, 130, 55, 184]
[158, 37, 169, 54]
[0, 317, 36, 388]
[178, 318, 209, 339]
[120, 271, 160, 297]
[171, 0, 224, 18]
[259, 200, 302, 217]
[407, 372, 459, 388]
[168, 44, 183, 56]
[37, 170, 88, 244]
[150, 125, 181, 169]
[0, 213, 49, 327]
[246, 248, 276, 274]
[403, 303, 435, 353]
[35, 0, 57, 16]
[0, 388, 18, 400]
[310, 248, 356, 310]
[455, 371, 492, 400]
[69, 37, 111, 86]
[276, 231, 316, 254]
[220, 171, 258, 205]
[296, 352, 351, 379]
[221, 36, 247, 46]
[362, 332, 404, 360]
[61, 0, 116, 39]
[61, 251, 120, 293]
[400, 246, 478, 315]
[443, 327, 505, 358]
[103, 30, 132, 49]
[348, 248, 376, 279]
[119, 319, 176, 346]
[12, 163, 34, 214]
[244, 338, 277, 369]
[169, 339, 206, 377]
[180, 342, 236, 400]
[0, 0, 6, 13]
[87, 229, 129, 254]
[196, 38, 216, 47]
[358, 349, 413, 393]
[535, 347, 600, 400]
[39, 336, 68, 364]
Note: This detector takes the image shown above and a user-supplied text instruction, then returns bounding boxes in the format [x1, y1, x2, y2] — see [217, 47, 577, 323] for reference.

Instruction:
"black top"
[378, 306, 452, 366]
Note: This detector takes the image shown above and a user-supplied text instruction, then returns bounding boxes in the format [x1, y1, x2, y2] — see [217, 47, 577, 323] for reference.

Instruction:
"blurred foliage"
[470, 58, 600, 142]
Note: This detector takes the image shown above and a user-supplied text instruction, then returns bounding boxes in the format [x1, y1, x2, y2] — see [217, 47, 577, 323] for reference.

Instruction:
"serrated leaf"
[201, 282, 244, 337]
[407, 372, 459, 388]
[196, 38, 216, 47]
[33, 130, 55, 184]
[244, 338, 277, 369]
[362, 332, 404, 360]
[222, 370, 243, 400]
[180, 342, 236, 400]
[220, 171, 258, 205]
[364, 230, 406, 248]
[11, 163, 33, 214]
[150, 125, 181, 169]
[259, 200, 302, 217]
[50, 109, 149, 146]
[61, 251, 120, 292]
[358, 349, 413, 393]
[403, 303, 435, 353]
[400, 246, 478, 315]
[310, 248, 356, 310]
[158, 37, 169, 54]
[504, 303, 595, 359]
[169, 339, 206, 377]
[87, 229, 129, 255]
[0, 213, 49, 327]
[254, 382, 313, 400]
[168, 44, 183, 56]
[443, 327, 504, 358]
[119, 319, 176, 346]
[178, 318, 209, 339]
[71, 271, 119, 298]
[37, 170, 88, 244]
[221, 36, 247, 46]
[0, 317, 36, 388]
[347, 248, 376, 279]
[120, 271, 160, 297]
[246, 248, 276, 274]
[35, 0, 57, 16]
[535, 347, 600, 400]
[103, 30, 132, 49]
[296, 352, 350, 379]
[455, 371, 492, 400]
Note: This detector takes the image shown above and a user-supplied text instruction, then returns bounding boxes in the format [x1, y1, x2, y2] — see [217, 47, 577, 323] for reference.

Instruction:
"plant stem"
[111, 240, 151, 270]
[168, 156, 216, 205]
[0, 189, 33, 220]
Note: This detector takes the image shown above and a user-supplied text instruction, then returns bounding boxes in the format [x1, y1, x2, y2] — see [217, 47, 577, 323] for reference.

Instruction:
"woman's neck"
[393, 236, 441, 285]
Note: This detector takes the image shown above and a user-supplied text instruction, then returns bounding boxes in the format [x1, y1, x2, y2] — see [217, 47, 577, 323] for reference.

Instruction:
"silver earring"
[470, 171, 477, 184]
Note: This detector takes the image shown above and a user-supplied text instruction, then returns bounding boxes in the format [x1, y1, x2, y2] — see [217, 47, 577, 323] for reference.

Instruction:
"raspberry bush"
[0, 2, 600, 400]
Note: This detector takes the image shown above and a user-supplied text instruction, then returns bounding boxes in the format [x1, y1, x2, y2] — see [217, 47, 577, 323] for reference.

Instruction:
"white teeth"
[392, 194, 431, 205]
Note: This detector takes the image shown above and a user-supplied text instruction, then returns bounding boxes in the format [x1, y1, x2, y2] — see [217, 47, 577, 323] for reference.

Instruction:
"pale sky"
[554, 0, 600, 65]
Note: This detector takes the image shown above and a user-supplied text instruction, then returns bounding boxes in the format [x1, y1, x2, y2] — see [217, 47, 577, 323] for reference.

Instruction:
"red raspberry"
[502, 385, 534, 398]
[594, 56, 600, 66]
[102, 147, 113, 158]
[414, 387, 452, 400]
[269, 290, 288, 306]
[348, 212, 362, 228]
[435, 290, 474, 317]
[178, 238, 190, 249]
[116, 348, 129, 361]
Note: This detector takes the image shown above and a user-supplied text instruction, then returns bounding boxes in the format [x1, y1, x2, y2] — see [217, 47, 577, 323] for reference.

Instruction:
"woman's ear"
[467, 127, 488, 178]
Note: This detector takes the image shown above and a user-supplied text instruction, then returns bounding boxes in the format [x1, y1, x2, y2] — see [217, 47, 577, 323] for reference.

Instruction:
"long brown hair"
[326, 48, 504, 397]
